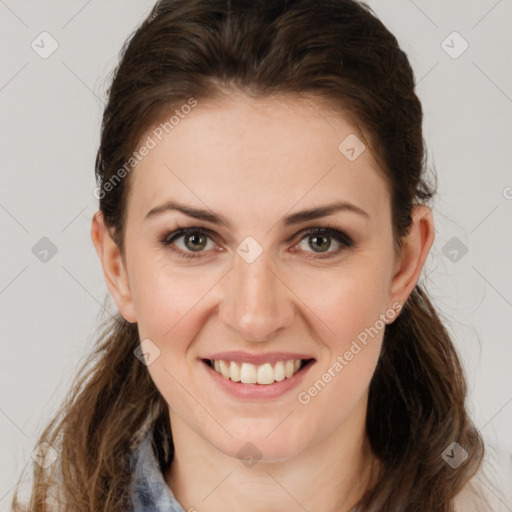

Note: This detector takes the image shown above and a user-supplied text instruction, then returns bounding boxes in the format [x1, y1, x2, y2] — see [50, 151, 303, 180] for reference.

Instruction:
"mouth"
[202, 358, 315, 385]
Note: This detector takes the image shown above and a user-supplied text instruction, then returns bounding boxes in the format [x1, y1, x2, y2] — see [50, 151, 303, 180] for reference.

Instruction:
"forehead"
[127, 92, 391, 229]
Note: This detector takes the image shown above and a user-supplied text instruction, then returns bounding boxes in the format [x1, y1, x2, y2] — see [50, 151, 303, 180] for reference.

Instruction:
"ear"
[91, 210, 137, 323]
[388, 204, 435, 312]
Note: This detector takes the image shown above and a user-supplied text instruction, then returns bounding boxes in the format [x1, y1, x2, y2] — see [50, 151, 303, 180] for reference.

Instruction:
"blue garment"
[129, 422, 185, 511]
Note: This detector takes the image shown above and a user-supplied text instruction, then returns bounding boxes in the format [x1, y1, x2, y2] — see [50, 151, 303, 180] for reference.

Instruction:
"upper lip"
[202, 351, 315, 365]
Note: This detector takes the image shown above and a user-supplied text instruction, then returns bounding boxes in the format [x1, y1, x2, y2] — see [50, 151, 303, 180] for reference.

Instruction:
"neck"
[164, 396, 380, 512]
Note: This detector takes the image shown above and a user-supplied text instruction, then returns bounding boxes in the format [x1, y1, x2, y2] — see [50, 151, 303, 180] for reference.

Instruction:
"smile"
[205, 358, 314, 385]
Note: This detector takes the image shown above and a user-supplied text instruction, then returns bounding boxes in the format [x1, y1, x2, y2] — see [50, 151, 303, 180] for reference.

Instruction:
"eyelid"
[160, 225, 218, 244]
[160, 226, 219, 256]
[291, 224, 354, 260]
[296, 224, 353, 245]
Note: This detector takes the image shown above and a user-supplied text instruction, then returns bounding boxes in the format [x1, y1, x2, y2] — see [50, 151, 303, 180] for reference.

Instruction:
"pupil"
[311, 235, 330, 252]
[186, 232, 206, 251]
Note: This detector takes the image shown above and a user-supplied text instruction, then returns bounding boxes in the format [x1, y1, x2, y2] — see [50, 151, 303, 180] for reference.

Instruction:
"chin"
[208, 423, 312, 464]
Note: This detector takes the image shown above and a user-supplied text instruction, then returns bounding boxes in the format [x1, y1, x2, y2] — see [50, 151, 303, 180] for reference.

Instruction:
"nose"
[218, 250, 295, 342]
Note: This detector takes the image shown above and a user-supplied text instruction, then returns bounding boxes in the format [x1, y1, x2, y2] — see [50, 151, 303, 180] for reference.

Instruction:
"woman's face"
[97, 92, 425, 462]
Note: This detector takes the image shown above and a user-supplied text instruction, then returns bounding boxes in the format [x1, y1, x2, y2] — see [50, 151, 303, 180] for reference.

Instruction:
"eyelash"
[158, 222, 354, 261]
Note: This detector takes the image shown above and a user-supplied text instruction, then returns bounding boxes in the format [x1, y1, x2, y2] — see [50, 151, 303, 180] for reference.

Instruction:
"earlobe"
[90, 211, 137, 323]
[388, 205, 435, 311]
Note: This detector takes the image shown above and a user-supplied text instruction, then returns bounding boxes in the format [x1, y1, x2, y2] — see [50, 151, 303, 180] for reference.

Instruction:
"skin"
[91, 91, 435, 512]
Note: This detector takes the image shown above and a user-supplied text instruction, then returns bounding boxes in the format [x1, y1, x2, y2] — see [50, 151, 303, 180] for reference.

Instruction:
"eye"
[160, 227, 218, 260]
[293, 225, 354, 259]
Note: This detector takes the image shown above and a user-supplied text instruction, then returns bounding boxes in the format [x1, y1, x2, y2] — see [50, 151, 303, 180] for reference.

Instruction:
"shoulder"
[454, 480, 486, 512]
[453, 467, 506, 512]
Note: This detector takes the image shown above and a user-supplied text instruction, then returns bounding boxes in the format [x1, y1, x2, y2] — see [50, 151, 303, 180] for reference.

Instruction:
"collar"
[129, 420, 186, 512]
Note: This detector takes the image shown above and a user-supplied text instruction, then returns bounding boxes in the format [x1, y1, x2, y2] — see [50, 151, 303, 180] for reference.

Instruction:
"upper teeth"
[212, 359, 302, 385]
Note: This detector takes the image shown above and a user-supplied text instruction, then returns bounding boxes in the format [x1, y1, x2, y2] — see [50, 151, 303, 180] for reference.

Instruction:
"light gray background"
[1, 0, 511, 509]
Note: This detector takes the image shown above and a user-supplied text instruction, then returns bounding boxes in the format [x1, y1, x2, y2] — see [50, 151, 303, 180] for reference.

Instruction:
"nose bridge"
[219, 250, 294, 342]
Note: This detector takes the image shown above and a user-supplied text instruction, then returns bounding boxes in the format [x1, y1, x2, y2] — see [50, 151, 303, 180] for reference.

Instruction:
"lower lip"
[202, 360, 315, 400]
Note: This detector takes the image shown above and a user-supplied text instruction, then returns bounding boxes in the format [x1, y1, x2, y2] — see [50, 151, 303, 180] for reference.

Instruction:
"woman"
[11, 0, 494, 510]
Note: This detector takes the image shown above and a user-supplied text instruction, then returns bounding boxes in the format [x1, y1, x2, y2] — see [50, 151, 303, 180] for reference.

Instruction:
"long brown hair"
[12, 1, 492, 510]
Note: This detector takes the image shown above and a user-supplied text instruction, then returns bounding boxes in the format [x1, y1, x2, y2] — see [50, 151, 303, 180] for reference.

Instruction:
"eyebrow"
[144, 199, 370, 228]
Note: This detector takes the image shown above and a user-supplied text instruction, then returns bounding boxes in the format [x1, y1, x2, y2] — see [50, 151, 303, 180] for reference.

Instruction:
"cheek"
[129, 253, 223, 342]
[292, 261, 390, 406]
[295, 280, 388, 442]
[292, 258, 391, 351]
